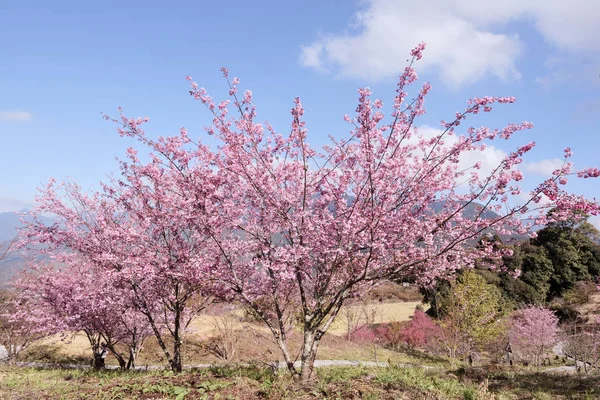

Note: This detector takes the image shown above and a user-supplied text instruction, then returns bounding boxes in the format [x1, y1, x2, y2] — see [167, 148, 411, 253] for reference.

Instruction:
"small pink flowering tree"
[23, 171, 216, 372]
[15, 259, 152, 370]
[509, 305, 559, 367]
[0, 288, 45, 363]
[373, 310, 441, 352]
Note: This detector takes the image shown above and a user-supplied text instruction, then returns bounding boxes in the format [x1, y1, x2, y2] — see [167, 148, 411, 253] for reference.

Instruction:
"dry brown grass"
[129, 324, 413, 366]
[20, 300, 427, 367]
[575, 292, 600, 321]
[32, 332, 93, 361]
[328, 301, 425, 336]
[367, 282, 424, 302]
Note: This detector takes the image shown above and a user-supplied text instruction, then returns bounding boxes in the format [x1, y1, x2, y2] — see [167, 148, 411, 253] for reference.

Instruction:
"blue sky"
[1, 0, 599, 224]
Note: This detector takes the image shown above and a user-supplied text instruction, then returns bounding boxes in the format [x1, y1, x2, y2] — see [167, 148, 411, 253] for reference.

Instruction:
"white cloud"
[300, 0, 600, 87]
[527, 2, 600, 52]
[0, 111, 33, 122]
[400, 127, 570, 215]
[536, 55, 600, 88]
[522, 158, 564, 176]
[517, 191, 552, 207]
[574, 99, 600, 120]
[416, 126, 507, 179]
[413, 128, 564, 198]
[300, 43, 326, 71]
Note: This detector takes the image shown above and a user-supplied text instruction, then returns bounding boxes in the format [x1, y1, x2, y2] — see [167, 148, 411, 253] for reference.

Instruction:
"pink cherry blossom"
[19, 43, 600, 382]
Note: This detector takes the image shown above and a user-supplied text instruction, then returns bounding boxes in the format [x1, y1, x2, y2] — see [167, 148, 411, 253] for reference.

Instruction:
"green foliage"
[438, 270, 506, 356]
[512, 243, 554, 302]
[421, 280, 452, 318]
[374, 365, 474, 398]
[531, 220, 600, 298]
[207, 363, 276, 383]
[476, 218, 600, 308]
[463, 388, 477, 400]
[548, 300, 580, 322]
[4, 364, 600, 399]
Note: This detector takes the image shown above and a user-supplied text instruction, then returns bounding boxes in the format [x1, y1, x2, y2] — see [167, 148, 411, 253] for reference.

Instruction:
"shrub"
[348, 324, 378, 344]
[563, 281, 597, 306]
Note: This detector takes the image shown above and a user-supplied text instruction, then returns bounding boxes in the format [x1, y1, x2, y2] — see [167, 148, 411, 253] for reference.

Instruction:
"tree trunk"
[116, 356, 127, 371]
[92, 351, 105, 370]
[448, 346, 457, 364]
[6, 343, 18, 365]
[86, 332, 105, 370]
[299, 330, 321, 383]
[297, 294, 346, 383]
[172, 339, 182, 373]
[171, 301, 183, 373]
[299, 349, 317, 382]
[135, 287, 181, 373]
[126, 346, 137, 370]
[106, 342, 127, 371]
[145, 312, 180, 372]
[6, 346, 17, 365]
[274, 336, 296, 375]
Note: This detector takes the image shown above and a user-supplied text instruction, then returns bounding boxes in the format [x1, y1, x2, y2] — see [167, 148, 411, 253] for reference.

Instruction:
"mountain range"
[0, 211, 54, 285]
[0, 204, 524, 286]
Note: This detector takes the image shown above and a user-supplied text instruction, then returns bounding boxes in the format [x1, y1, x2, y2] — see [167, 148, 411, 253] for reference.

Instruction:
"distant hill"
[0, 211, 54, 286]
[0, 202, 528, 286]
[428, 200, 531, 243]
[0, 210, 56, 241]
[0, 211, 22, 242]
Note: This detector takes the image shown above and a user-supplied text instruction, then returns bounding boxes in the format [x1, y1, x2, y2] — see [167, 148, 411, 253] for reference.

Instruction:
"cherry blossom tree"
[175, 45, 597, 381]
[509, 305, 559, 367]
[24, 43, 600, 381]
[0, 287, 45, 363]
[15, 258, 152, 370]
[22, 173, 215, 372]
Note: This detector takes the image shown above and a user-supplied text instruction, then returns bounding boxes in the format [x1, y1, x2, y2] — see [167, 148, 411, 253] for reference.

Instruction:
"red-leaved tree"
[398, 309, 441, 349]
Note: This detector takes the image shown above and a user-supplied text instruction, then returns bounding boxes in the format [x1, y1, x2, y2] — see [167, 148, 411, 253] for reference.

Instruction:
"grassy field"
[23, 325, 432, 369]
[327, 301, 423, 336]
[7, 298, 600, 399]
[23, 301, 423, 368]
[1, 364, 599, 399]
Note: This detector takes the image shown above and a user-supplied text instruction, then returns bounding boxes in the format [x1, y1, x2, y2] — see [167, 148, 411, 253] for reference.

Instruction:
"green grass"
[1, 364, 599, 399]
